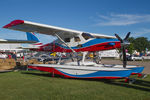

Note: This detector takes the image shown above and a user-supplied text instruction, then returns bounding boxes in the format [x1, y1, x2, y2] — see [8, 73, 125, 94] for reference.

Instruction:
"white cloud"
[132, 28, 150, 37]
[96, 13, 150, 26]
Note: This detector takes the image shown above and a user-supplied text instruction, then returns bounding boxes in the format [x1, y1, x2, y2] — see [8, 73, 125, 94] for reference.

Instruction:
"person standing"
[12, 52, 17, 61]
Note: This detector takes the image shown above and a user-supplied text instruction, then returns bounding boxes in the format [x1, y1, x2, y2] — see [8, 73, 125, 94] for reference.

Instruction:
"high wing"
[3, 20, 116, 39]
[0, 39, 37, 43]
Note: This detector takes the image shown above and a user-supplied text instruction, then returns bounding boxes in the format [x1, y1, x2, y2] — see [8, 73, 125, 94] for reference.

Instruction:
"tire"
[94, 56, 101, 64]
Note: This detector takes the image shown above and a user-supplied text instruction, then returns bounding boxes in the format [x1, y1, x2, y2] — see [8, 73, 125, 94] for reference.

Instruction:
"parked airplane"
[3, 20, 144, 81]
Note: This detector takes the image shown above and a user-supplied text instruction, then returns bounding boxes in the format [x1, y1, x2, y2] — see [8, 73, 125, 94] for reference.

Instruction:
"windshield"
[74, 37, 81, 42]
[82, 33, 94, 40]
[64, 38, 70, 42]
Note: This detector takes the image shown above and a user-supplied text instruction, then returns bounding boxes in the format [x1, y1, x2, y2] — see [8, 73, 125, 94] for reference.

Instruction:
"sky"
[0, 0, 150, 44]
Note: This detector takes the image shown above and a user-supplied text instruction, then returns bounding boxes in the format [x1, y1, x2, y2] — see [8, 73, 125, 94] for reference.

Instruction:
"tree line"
[127, 37, 150, 54]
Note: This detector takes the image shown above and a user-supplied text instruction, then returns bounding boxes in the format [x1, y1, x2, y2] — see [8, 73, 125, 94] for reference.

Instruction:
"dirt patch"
[0, 59, 16, 70]
[0, 58, 43, 71]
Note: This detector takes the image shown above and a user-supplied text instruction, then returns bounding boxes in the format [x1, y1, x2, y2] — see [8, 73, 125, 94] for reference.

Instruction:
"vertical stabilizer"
[26, 32, 43, 46]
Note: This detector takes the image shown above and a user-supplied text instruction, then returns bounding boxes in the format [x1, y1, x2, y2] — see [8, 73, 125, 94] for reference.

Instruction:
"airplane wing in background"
[17, 46, 39, 49]
[0, 39, 37, 43]
[3, 20, 116, 39]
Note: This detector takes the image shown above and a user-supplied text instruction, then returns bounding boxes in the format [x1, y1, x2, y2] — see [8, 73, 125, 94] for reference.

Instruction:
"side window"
[64, 38, 70, 42]
[82, 33, 94, 40]
[74, 37, 81, 42]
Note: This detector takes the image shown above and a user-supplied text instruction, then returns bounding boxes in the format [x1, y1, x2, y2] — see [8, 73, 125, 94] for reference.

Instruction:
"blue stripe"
[55, 38, 119, 49]
[129, 66, 144, 73]
[57, 69, 132, 78]
[26, 32, 40, 42]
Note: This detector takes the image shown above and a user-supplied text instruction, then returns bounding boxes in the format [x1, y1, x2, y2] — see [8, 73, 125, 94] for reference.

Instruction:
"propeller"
[115, 32, 131, 68]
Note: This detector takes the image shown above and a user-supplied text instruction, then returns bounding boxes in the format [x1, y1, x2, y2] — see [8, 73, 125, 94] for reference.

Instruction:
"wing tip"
[3, 20, 24, 28]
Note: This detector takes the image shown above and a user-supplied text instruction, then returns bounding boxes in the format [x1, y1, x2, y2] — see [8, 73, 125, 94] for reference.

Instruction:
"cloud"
[96, 13, 150, 26]
[132, 28, 150, 37]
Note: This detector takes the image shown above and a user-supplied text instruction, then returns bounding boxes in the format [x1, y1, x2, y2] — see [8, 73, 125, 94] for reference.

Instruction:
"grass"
[0, 71, 150, 100]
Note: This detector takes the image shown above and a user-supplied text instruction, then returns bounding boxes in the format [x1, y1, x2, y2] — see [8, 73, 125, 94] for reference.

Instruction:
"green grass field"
[0, 71, 150, 100]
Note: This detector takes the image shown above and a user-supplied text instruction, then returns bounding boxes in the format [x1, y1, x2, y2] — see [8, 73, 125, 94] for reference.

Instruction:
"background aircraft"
[17, 32, 43, 50]
[0, 38, 37, 44]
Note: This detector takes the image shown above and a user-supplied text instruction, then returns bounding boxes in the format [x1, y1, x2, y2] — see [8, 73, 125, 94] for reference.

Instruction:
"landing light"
[108, 42, 115, 46]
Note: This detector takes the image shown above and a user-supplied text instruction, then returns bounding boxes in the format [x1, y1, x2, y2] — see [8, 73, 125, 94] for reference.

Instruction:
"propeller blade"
[115, 34, 123, 43]
[124, 32, 131, 40]
[114, 32, 130, 68]
[122, 46, 127, 68]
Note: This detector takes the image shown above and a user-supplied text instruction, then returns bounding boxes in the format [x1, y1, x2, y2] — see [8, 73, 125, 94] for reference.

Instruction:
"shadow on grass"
[0, 70, 12, 73]
[22, 71, 64, 78]
[14, 65, 27, 70]
[134, 79, 150, 87]
[102, 79, 150, 92]
[22, 71, 150, 92]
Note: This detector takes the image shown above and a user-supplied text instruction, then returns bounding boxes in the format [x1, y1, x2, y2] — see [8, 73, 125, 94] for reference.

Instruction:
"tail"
[26, 32, 43, 46]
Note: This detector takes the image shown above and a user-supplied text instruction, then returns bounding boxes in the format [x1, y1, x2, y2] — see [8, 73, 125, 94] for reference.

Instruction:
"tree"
[117, 36, 150, 54]
[127, 43, 134, 54]
[148, 41, 150, 50]
[128, 37, 135, 43]
[133, 37, 149, 52]
[126, 37, 135, 54]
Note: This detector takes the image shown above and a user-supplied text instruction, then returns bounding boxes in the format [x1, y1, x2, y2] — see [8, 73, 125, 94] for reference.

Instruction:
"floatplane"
[3, 20, 145, 82]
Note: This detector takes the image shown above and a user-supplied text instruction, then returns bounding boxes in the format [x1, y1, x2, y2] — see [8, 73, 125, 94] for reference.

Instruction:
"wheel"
[129, 78, 136, 84]
[142, 74, 147, 79]
[94, 56, 101, 64]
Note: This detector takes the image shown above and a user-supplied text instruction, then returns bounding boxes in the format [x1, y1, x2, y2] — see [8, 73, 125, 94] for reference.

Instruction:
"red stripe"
[28, 66, 125, 79]
[39, 41, 121, 52]
[131, 73, 143, 77]
[31, 32, 35, 35]
[34, 42, 121, 52]
[33, 43, 43, 45]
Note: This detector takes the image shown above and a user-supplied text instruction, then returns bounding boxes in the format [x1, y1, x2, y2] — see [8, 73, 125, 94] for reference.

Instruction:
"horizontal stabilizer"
[0, 39, 37, 43]
[17, 46, 40, 49]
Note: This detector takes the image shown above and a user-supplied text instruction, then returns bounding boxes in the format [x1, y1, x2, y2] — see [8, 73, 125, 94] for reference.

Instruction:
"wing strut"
[55, 34, 80, 66]
[55, 34, 75, 53]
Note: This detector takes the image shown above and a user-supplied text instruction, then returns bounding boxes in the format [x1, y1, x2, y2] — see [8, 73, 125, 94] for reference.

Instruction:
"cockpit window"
[64, 38, 70, 42]
[82, 33, 94, 40]
[74, 37, 81, 42]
